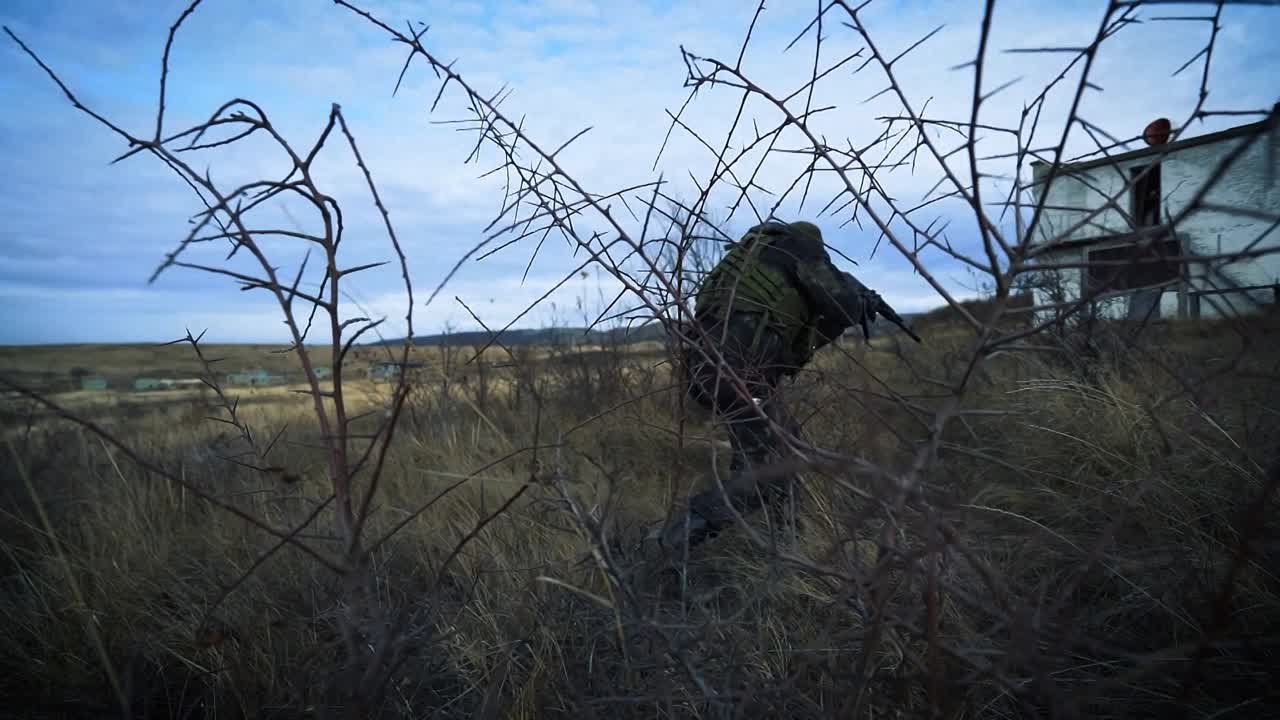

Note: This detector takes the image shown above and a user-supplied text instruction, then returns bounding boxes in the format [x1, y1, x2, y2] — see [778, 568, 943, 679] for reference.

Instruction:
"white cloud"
[3, 0, 1278, 343]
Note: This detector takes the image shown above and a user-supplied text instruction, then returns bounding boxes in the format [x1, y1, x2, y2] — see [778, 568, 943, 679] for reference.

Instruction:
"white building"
[1028, 116, 1280, 322]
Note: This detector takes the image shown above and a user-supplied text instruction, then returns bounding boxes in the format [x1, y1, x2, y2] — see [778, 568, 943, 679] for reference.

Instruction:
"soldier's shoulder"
[782, 227, 829, 262]
[746, 222, 828, 261]
[784, 239, 831, 269]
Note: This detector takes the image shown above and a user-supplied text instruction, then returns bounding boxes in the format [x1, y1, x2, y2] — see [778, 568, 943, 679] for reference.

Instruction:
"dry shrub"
[3, 0, 1279, 717]
[2, 316, 1275, 718]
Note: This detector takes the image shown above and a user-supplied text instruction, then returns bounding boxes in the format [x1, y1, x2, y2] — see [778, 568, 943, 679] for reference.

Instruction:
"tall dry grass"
[1, 315, 1275, 718]
[6, 0, 1278, 715]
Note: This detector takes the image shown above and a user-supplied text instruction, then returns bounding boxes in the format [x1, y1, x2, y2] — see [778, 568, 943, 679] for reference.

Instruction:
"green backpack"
[694, 225, 818, 362]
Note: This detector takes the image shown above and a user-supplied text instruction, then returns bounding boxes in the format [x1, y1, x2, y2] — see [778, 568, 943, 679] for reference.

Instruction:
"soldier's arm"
[763, 225, 867, 325]
[793, 260, 871, 334]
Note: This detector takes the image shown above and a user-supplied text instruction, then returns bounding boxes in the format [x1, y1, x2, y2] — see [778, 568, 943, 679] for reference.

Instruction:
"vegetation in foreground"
[1, 313, 1276, 719]
[3, 2, 1277, 715]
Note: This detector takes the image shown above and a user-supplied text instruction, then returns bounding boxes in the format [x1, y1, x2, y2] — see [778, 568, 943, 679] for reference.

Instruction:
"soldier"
[657, 219, 901, 551]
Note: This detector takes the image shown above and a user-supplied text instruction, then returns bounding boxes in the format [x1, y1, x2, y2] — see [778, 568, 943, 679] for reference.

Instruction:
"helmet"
[788, 221, 823, 244]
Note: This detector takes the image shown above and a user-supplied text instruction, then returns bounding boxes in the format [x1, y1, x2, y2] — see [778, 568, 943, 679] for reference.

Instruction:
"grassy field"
[0, 316, 1277, 718]
[0, 338, 669, 429]
[0, 340, 670, 376]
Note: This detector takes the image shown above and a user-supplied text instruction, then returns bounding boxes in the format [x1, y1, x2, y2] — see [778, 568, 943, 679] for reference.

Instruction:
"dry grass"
[1, 316, 1277, 718]
[0, 340, 660, 377]
[0, 340, 598, 401]
[6, 0, 1278, 713]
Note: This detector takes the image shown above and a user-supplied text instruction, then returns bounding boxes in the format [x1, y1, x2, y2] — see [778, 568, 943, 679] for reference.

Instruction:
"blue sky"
[2, 0, 1277, 344]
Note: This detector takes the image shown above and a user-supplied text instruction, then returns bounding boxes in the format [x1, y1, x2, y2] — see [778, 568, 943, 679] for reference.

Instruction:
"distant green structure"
[367, 361, 425, 383]
[314, 366, 332, 380]
[80, 376, 109, 391]
[225, 369, 265, 386]
[134, 377, 175, 391]
[225, 368, 286, 387]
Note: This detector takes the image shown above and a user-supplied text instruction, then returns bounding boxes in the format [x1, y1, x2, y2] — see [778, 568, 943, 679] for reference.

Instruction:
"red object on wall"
[1143, 117, 1172, 146]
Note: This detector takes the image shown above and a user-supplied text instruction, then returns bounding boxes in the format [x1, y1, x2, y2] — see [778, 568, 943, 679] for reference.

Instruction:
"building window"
[1130, 163, 1162, 227]
[1085, 236, 1181, 294]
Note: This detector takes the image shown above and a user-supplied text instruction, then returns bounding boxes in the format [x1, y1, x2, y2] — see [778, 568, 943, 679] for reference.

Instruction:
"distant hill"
[911, 292, 1034, 331]
[375, 322, 669, 348]
[375, 311, 930, 348]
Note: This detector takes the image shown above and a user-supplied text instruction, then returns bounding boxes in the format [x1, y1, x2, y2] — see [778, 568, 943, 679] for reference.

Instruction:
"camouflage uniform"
[663, 220, 882, 549]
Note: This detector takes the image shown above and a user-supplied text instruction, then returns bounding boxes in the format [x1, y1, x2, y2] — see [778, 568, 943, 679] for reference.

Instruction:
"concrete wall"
[1030, 127, 1280, 320]
[1029, 247, 1184, 323]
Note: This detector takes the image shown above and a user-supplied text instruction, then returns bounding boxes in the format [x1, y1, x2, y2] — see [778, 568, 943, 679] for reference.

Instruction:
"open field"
[0, 340, 671, 376]
[1, 315, 1277, 718]
[8, 0, 1280, 713]
[0, 340, 668, 398]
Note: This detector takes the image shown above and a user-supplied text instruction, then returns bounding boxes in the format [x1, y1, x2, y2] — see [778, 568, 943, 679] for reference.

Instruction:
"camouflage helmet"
[788, 221, 823, 245]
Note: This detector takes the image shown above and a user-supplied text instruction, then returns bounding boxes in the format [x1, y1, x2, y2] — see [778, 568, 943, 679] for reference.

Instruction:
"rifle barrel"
[877, 300, 923, 343]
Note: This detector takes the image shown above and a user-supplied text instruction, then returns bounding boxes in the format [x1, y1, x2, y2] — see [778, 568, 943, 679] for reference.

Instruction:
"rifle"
[864, 294, 923, 344]
[840, 271, 923, 344]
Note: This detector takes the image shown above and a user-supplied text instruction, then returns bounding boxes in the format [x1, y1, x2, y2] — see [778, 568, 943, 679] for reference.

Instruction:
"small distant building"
[314, 366, 332, 380]
[79, 376, 109, 391]
[134, 377, 176, 391]
[1029, 116, 1280, 323]
[225, 368, 286, 386]
[225, 371, 254, 386]
[367, 361, 425, 383]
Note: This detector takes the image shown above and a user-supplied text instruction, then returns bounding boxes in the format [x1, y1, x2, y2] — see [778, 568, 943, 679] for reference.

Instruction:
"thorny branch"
[5, 0, 1279, 715]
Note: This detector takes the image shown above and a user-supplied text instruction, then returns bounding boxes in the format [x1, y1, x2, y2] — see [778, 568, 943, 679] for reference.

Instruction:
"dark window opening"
[1130, 163, 1162, 227]
[1085, 236, 1181, 294]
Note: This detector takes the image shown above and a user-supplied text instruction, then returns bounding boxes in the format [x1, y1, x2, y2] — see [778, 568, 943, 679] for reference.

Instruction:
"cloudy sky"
[2, 0, 1277, 344]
